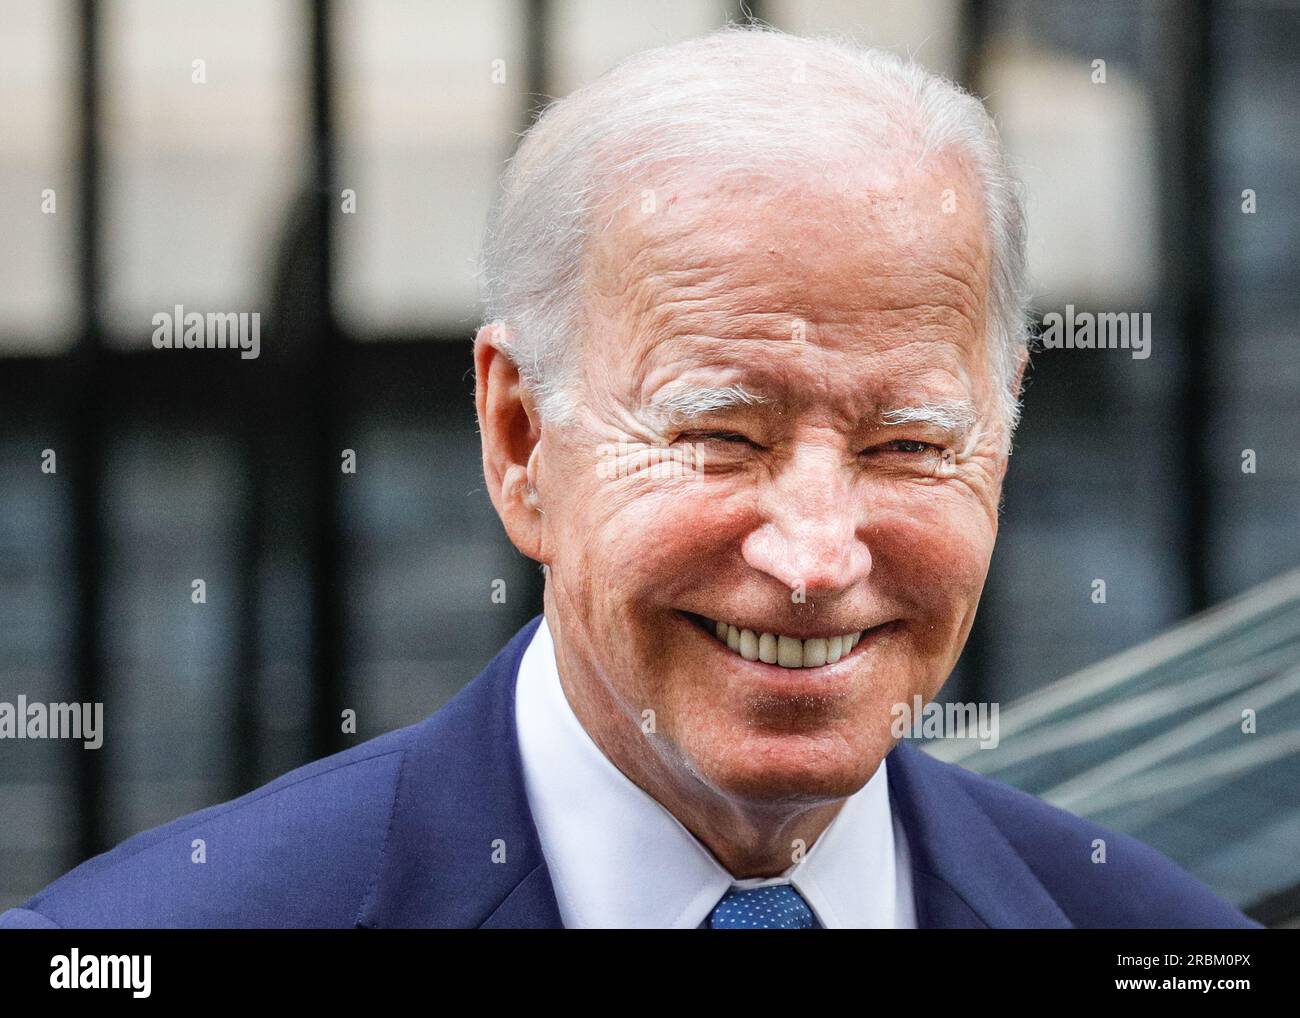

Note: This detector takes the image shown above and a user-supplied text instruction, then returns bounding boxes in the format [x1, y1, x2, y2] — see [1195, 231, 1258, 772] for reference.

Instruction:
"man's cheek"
[877, 540, 989, 640]
[606, 486, 727, 560]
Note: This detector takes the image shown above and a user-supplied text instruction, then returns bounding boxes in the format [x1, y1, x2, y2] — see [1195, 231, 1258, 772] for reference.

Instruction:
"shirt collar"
[514, 615, 913, 928]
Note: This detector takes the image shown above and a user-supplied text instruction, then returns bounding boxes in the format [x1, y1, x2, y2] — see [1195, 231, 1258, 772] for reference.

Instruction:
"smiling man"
[1, 26, 1258, 930]
[481, 116, 1008, 902]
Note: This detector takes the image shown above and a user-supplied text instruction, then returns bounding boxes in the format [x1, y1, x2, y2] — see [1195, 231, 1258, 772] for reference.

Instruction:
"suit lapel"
[358, 615, 564, 928]
[886, 739, 1073, 928]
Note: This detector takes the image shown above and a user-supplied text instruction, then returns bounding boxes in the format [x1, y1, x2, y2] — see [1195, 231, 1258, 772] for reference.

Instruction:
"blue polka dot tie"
[707, 884, 821, 929]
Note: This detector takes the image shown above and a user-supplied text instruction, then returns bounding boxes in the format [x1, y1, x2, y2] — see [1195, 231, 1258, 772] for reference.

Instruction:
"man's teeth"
[709, 619, 863, 668]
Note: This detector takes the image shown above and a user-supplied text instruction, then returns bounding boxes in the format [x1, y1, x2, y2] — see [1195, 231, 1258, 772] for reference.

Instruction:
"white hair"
[477, 23, 1029, 432]
[880, 399, 979, 435]
[648, 383, 767, 425]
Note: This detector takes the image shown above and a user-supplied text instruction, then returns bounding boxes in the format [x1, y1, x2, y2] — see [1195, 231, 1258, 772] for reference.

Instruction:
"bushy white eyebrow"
[646, 384, 768, 424]
[879, 399, 978, 435]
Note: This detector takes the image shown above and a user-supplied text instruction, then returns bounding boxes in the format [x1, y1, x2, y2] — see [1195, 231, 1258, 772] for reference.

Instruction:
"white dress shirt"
[514, 615, 917, 929]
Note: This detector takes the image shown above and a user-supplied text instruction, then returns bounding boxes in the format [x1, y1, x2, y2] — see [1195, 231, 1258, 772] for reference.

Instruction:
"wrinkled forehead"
[579, 156, 994, 411]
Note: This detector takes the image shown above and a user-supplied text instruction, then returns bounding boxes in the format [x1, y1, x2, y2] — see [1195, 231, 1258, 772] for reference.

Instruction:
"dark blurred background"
[1, 0, 1297, 919]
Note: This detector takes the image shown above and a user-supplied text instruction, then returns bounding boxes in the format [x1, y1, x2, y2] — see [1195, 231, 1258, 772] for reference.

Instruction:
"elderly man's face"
[526, 157, 1009, 806]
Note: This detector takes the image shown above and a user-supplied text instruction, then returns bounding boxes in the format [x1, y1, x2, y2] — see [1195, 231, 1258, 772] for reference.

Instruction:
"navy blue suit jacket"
[0, 616, 1261, 929]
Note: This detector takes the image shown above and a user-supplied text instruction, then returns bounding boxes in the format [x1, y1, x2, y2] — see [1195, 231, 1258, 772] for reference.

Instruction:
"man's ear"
[474, 324, 546, 564]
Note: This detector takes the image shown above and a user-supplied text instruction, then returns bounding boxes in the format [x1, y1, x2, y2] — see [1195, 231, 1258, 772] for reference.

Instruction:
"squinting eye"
[679, 430, 759, 448]
[874, 439, 941, 454]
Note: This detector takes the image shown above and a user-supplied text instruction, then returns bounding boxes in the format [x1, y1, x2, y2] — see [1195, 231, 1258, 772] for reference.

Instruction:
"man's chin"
[688, 733, 890, 807]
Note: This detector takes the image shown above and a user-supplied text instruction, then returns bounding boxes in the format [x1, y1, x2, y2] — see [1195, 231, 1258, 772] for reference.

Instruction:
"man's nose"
[739, 444, 872, 598]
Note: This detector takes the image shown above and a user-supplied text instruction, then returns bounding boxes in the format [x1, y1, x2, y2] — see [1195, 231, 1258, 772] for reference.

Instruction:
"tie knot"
[708, 883, 819, 929]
